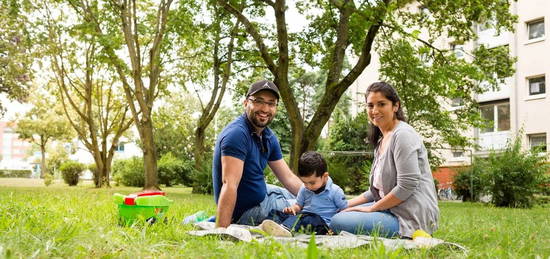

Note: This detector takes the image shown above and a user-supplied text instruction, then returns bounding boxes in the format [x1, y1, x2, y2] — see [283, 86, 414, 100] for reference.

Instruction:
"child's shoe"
[259, 219, 292, 237]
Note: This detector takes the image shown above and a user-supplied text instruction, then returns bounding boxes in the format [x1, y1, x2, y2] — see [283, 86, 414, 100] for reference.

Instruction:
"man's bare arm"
[216, 156, 244, 228]
[268, 159, 301, 195]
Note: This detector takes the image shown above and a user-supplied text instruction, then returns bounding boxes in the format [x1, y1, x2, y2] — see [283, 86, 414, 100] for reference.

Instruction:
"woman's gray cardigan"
[364, 121, 439, 238]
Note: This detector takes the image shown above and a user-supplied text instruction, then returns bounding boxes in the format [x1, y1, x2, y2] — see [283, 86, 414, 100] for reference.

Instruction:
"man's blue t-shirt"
[212, 114, 283, 221]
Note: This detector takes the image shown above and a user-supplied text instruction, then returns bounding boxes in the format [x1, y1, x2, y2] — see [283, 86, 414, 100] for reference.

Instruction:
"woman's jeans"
[329, 202, 400, 238]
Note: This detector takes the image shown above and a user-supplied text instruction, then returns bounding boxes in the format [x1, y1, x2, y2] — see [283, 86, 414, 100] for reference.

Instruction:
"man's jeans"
[329, 202, 400, 238]
[236, 184, 296, 225]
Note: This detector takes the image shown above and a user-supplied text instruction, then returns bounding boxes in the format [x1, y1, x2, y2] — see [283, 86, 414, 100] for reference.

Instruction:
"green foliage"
[158, 152, 193, 187]
[0, 0, 33, 112]
[43, 173, 53, 186]
[483, 136, 550, 208]
[152, 93, 200, 161]
[14, 89, 73, 177]
[306, 234, 319, 259]
[191, 154, 213, 194]
[0, 169, 31, 178]
[112, 157, 144, 187]
[45, 143, 70, 176]
[453, 162, 485, 202]
[88, 163, 100, 187]
[267, 105, 293, 154]
[326, 111, 371, 194]
[59, 160, 85, 186]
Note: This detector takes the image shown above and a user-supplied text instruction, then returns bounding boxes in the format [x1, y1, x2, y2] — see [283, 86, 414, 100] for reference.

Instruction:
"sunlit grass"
[0, 179, 549, 258]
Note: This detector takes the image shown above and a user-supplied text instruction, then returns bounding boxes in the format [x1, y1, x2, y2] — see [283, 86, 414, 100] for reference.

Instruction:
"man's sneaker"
[259, 219, 292, 237]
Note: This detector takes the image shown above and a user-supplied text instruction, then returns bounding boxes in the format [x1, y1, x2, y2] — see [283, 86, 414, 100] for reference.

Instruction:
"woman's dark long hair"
[365, 82, 407, 149]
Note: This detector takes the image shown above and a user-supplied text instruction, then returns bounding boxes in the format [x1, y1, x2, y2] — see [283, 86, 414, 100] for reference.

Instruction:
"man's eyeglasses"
[248, 97, 278, 108]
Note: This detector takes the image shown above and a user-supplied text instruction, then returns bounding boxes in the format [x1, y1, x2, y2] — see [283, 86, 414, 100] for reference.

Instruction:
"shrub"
[325, 111, 372, 194]
[191, 153, 213, 194]
[59, 161, 85, 186]
[158, 152, 193, 187]
[88, 164, 100, 187]
[453, 160, 486, 202]
[0, 169, 32, 178]
[112, 157, 144, 187]
[44, 173, 53, 186]
[483, 136, 550, 208]
[325, 154, 371, 195]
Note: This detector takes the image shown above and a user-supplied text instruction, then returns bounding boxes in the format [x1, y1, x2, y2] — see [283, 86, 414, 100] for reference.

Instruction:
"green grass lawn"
[1, 178, 549, 258]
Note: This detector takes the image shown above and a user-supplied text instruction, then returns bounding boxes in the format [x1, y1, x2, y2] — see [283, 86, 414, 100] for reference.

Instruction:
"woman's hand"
[342, 206, 375, 213]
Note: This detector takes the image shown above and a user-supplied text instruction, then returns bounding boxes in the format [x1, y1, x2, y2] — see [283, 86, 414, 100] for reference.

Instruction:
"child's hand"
[283, 206, 296, 215]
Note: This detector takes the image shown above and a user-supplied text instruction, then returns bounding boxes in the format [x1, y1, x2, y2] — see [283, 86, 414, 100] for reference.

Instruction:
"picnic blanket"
[187, 222, 467, 252]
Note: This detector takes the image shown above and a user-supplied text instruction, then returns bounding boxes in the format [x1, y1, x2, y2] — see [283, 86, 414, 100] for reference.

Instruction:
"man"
[212, 79, 302, 228]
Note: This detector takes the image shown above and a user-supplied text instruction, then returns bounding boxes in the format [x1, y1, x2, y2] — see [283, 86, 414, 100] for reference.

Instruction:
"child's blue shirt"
[296, 177, 347, 224]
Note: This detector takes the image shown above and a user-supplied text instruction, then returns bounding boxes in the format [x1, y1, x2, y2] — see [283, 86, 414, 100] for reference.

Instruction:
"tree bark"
[140, 120, 159, 190]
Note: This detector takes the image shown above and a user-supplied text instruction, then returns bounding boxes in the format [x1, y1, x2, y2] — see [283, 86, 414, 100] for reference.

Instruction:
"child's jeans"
[266, 210, 331, 235]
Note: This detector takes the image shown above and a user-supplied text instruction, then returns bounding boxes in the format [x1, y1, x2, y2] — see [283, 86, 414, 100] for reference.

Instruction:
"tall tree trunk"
[193, 129, 206, 171]
[40, 138, 47, 178]
[141, 119, 159, 190]
[103, 161, 111, 187]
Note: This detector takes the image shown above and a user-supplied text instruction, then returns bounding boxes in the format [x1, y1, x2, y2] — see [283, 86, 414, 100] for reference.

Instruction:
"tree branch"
[217, 0, 278, 76]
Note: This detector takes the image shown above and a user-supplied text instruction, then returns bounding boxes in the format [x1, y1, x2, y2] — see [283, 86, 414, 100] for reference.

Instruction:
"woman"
[329, 82, 439, 238]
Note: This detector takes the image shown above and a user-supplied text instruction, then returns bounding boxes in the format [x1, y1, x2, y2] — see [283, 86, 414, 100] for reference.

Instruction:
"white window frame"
[479, 102, 510, 133]
[115, 142, 125, 152]
[526, 18, 545, 43]
[527, 75, 546, 98]
[529, 133, 547, 153]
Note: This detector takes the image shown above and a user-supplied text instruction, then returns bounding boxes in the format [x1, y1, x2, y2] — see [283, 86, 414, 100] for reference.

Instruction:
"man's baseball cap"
[246, 79, 280, 99]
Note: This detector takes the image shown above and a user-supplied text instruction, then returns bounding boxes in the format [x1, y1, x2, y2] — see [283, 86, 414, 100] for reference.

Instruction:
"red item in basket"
[123, 191, 166, 205]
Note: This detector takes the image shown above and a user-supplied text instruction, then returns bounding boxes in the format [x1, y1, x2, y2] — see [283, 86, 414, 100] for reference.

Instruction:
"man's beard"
[247, 111, 274, 128]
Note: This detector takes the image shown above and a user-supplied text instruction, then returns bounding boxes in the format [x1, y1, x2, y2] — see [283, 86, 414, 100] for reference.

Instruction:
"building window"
[527, 19, 545, 40]
[115, 142, 125, 152]
[451, 148, 465, 158]
[528, 76, 546, 95]
[480, 102, 510, 133]
[451, 43, 465, 58]
[451, 97, 464, 107]
[529, 134, 547, 152]
[478, 19, 495, 32]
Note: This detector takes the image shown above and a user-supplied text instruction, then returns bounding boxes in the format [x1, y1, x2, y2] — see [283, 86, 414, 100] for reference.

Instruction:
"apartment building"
[349, 1, 549, 188]
[0, 121, 33, 170]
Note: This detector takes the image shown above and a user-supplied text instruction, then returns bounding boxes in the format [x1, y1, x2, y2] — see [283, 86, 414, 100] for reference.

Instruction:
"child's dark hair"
[298, 151, 327, 177]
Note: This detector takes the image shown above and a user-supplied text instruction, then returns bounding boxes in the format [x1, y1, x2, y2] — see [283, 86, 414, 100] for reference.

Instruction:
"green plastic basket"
[114, 192, 173, 225]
